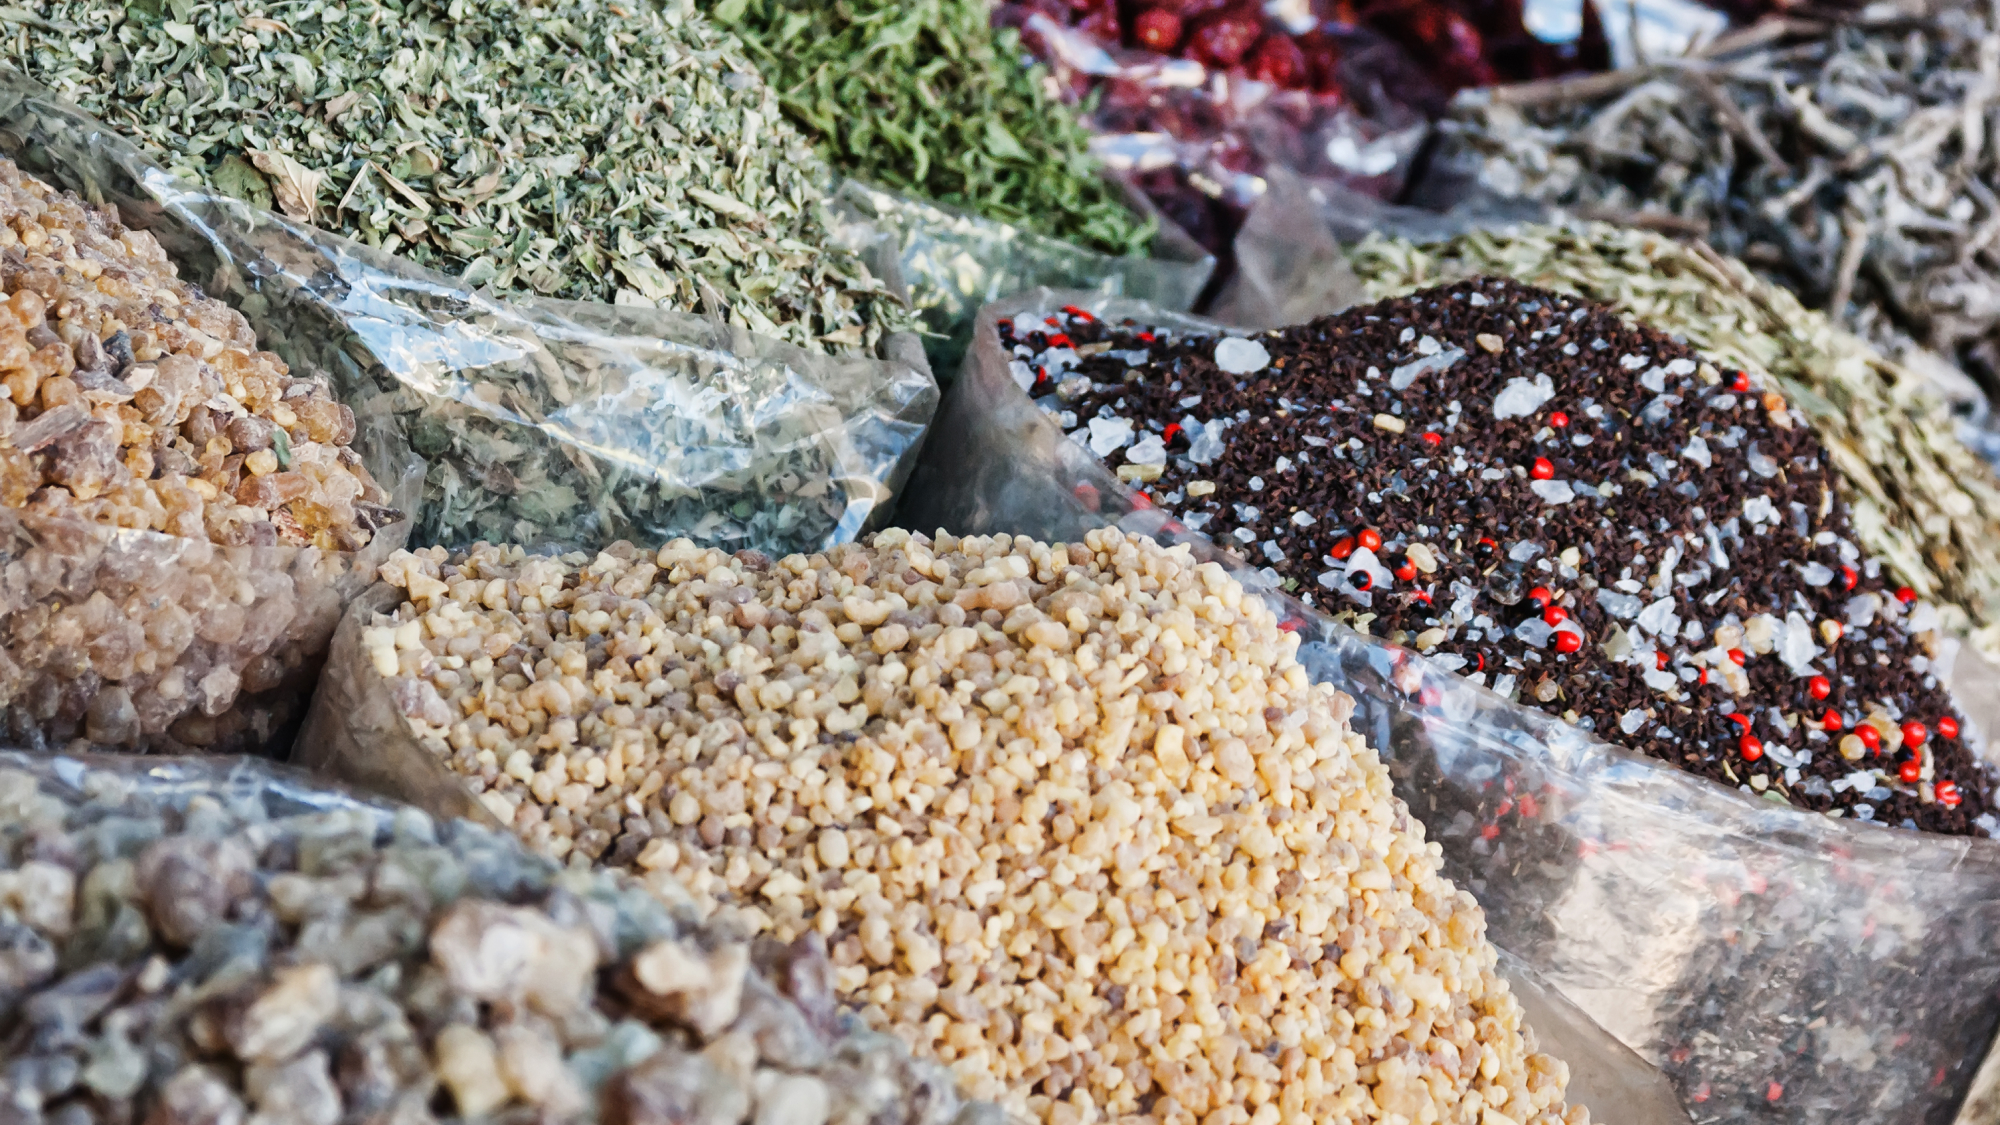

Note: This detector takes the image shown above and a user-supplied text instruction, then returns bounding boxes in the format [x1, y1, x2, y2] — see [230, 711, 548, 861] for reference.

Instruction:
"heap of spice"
[0, 157, 400, 751]
[999, 280, 1994, 834]
[713, 0, 1156, 258]
[343, 529, 1588, 1125]
[1438, 4, 2000, 390]
[0, 752, 994, 1125]
[12, 0, 909, 354]
[1346, 221, 2000, 663]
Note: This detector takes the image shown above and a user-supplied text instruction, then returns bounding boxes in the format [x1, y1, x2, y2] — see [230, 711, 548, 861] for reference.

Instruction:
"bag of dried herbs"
[0, 749, 1002, 1125]
[294, 531, 1594, 1125]
[0, 134, 419, 754]
[710, 0, 1157, 260]
[1, 25, 939, 559]
[894, 284, 2000, 1123]
[1345, 221, 2000, 669]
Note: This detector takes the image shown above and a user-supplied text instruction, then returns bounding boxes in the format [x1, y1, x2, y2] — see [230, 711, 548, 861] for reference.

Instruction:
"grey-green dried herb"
[1435, 2, 2000, 392]
[711, 0, 1156, 258]
[11, 0, 911, 354]
[1349, 221, 2000, 664]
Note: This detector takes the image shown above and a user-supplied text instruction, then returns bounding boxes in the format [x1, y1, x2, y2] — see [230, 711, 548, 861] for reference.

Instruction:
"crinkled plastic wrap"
[292, 583, 497, 829]
[830, 180, 1213, 378]
[0, 75, 940, 563]
[902, 287, 2000, 1124]
[996, 8, 1436, 261]
[0, 79, 422, 756]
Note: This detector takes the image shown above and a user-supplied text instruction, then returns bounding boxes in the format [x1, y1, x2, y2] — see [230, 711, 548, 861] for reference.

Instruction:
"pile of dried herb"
[12, 0, 909, 354]
[1434, 3, 2000, 391]
[1348, 221, 2000, 664]
[710, 0, 1156, 258]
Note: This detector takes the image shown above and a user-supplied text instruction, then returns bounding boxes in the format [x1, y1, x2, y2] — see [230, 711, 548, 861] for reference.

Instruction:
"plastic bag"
[829, 179, 1213, 379]
[899, 286, 2000, 1124]
[0, 74, 940, 563]
[0, 747, 1003, 1125]
[996, 7, 1437, 263]
[0, 80, 423, 756]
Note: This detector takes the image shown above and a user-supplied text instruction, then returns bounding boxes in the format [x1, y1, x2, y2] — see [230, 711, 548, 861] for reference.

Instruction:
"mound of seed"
[12, 0, 908, 354]
[1000, 281, 1993, 834]
[352, 529, 1585, 1125]
[1347, 221, 2000, 664]
[0, 751, 995, 1125]
[0, 157, 400, 752]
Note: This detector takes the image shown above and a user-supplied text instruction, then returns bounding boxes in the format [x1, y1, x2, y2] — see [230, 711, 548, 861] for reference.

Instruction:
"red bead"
[1807, 675, 1830, 700]
[1900, 759, 1922, 783]
[1543, 605, 1567, 626]
[1528, 586, 1553, 606]
[1939, 780, 1962, 808]
[1902, 721, 1928, 748]
[1841, 566, 1858, 591]
[1549, 411, 1569, 428]
[1726, 712, 1752, 732]
[1656, 651, 1670, 670]
[1162, 423, 1183, 444]
[1740, 735, 1764, 761]
[1939, 716, 1960, 739]
[1822, 709, 1842, 732]
[1329, 538, 1355, 561]
[1728, 648, 1746, 666]
[1395, 563, 1418, 582]
[1896, 586, 1917, 604]
[1731, 371, 1750, 393]
[1530, 457, 1555, 480]
[1554, 631, 1583, 654]
[1699, 669, 1709, 685]
[1422, 432, 1443, 446]
[1048, 334, 1072, 348]
[1858, 725, 1881, 751]
[1350, 570, 1374, 591]
[1358, 528, 1382, 552]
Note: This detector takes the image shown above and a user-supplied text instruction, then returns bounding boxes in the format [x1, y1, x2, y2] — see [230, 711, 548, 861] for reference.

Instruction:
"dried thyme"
[1348, 221, 2000, 663]
[11, 0, 911, 354]
[711, 0, 1156, 258]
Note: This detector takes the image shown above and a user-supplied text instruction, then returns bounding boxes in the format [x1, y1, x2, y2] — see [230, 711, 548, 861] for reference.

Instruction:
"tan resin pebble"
[356, 528, 1586, 1125]
[0, 156, 402, 751]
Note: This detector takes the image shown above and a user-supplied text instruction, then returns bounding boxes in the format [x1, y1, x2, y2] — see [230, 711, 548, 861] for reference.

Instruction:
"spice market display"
[713, 0, 1158, 258]
[1438, 2, 2000, 393]
[317, 528, 1590, 1125]
[1347, 221, 2000, 661]
[0, 751, 996, 1125]
[999, 279, 1993, 834]
[8, 0, 909, 355]
[0, 156, 403, 753]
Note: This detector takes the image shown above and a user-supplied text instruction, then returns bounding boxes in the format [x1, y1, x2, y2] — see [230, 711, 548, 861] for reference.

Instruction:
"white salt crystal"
[1214, 337, 1270, 375]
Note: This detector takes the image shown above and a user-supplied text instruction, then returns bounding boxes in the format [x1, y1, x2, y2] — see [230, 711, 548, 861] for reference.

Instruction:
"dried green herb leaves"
[711, 0, 1155, 258]
[1437, 2, 2000, 387]
[1350, 222, 2000, 662]
[13, 0, 911, 354]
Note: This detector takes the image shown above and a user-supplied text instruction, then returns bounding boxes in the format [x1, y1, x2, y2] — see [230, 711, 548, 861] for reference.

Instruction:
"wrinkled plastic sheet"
[0, 744, 405, 826]
[830, 180, 1213, 379]
[0, 79, 422, 756]
[995, 8, 1436, 261]
[0, 74, 939, 562]
[292, 582, 502, 829]
[899, 287, 2000, 1124]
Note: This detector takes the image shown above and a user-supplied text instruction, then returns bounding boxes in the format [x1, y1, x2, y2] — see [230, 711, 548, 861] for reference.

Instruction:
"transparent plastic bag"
[0, 80, 423, 756]
[0, 74, 940, 563]
[996, 7, 1438, 262]
[0, 747, 1003, 1125]
[829, 179, 1213, 379]
[899, 287, 2000, 1124]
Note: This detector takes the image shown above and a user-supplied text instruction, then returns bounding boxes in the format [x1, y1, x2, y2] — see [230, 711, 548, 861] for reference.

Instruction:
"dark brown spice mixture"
[998, 280, 1994, 835]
